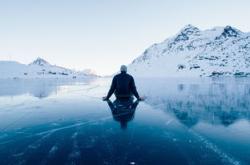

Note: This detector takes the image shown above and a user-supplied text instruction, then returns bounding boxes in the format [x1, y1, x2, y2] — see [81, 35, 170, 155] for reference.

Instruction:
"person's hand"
[102, 96, 108, 101]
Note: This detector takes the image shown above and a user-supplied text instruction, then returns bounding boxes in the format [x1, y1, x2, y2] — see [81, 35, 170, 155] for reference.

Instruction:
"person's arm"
[130, 77, 140, 100]
[107, 100, 115, 111]
[131, 100, 140, 109]
[106, 76, 117, 99]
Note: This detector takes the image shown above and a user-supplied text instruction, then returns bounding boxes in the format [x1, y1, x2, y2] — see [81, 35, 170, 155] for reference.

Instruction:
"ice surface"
[0, 77, 249, 165]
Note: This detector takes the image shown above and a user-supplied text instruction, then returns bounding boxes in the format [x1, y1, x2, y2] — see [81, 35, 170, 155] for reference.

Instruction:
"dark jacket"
[106, 72, 140, 99]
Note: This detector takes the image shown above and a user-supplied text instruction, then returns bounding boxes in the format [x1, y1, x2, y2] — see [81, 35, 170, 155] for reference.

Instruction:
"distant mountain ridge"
[128, 25, 250, 77]
[29, 57, 50, 66]
[0, 57, 97, 79]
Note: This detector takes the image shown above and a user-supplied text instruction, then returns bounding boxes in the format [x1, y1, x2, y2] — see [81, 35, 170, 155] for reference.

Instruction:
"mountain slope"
[128, 25, 250, 77]
[0, 57, 97, 79]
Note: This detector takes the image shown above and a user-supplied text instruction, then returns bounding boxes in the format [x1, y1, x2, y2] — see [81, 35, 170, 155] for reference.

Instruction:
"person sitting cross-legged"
[103, 65, 144, 101]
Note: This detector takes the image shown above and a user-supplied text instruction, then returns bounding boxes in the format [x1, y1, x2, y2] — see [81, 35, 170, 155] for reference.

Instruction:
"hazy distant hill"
[0, 57, 97, 79]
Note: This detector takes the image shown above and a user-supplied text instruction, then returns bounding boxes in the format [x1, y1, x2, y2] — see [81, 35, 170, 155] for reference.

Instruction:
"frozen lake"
[0, 78, 250, 165]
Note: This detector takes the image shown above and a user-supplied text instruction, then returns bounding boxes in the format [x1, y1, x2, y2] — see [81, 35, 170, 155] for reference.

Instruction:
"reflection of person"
[103, 65, 144, 101]
[107, 98, 139, 129]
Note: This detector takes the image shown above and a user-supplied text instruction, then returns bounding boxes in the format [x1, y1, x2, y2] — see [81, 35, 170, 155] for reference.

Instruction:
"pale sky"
[1, 0, 250, 75]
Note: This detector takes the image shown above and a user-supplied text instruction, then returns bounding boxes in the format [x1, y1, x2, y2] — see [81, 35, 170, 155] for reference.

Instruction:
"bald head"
[120, 65, 127, 73]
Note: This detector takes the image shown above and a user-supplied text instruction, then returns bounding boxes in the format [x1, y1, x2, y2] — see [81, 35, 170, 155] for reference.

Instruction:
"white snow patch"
[129, 25, 250, 78]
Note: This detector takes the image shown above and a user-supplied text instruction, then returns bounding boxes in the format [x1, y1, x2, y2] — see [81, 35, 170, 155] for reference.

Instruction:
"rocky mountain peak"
[30, 57, 50, 66]
[216, 26, 241, 40]
[180, 24, 200, 35]
[174, 24, 200, 42]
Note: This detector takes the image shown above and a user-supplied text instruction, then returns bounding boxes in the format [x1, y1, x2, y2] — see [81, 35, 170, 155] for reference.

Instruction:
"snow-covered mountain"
[0, 57, 97, 79]
[129, 25, 250, 77]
